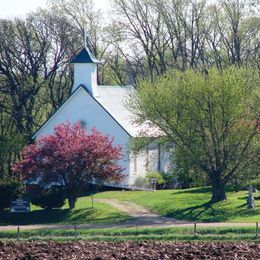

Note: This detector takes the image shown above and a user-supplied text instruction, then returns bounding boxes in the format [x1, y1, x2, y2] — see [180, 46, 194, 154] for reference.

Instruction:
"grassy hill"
[95, 187, 259, 223]
[0, 187, 259, 225]
[0, 196, 129, 226]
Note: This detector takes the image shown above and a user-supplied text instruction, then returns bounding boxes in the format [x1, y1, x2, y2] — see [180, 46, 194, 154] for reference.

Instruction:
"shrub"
[31, 187, 66, 209]
[25, 184, 44, 199]
[0, 179, 23, 211]
[133, 176, 150, 188]
[249, 177, 260, 191]
[160, 172, 175, 189]
[146, 172, 165, 189]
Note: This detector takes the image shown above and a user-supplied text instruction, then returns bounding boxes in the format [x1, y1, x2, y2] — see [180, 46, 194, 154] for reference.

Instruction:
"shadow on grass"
[0, 207, 120, 226]
[157, 200, 259, 222]
[236, 203, 247, 208]
[172, 187, 212, 195]
[235, 208, 260, 216]
[238, 196, 248, 200]
[172, 186, 240, 196]
[160, 202, 229, 222]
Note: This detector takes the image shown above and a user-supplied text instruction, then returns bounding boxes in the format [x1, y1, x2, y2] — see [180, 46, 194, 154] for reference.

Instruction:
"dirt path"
[95, 198, 188, 225]
[93, 199, 257, 227]
[0, 199, 257, 231]
[95, 199, 168, 218]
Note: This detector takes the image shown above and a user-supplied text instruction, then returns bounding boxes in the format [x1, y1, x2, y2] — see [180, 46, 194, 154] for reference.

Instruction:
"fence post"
[193, 223, 197, 237]
[17, 226, 20, 241]
[256, 222, 259, 238]
[91, 193, 94, 209]
[74, 224, 78, 239]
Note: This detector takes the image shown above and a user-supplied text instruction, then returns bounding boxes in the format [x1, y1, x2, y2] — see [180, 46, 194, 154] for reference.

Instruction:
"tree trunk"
[68, 196, 77, 209]
[210, 180, 227, 202]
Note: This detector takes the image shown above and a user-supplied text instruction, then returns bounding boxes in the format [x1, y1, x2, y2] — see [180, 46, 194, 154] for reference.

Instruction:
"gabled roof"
[70, 47, 100, 64]
[33, 84, 163, 139]
[97, 86, 139, 137]
[97, 86, 164, 137]
[32, 85, 132, 139]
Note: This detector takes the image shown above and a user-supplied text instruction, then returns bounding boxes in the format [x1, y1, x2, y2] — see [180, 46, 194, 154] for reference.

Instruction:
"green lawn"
[0, 196, 129, 226]
[95, 187, 260, 222]
[0, 187, 259, 225]
[0, 226, 259, 242]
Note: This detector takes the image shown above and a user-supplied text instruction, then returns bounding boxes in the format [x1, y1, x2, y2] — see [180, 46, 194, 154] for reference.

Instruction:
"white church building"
[33, 46, 172, 188]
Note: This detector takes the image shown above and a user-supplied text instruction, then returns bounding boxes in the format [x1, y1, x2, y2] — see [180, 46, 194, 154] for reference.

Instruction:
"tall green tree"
[130, 67, 259, 202]
[0, 14, 77, 177]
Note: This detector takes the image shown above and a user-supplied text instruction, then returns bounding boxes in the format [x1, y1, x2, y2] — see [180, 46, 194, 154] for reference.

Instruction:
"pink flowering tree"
[13, 122, 124, 209]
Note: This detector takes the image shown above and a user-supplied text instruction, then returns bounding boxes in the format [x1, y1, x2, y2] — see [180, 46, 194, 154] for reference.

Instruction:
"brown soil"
[0, 241, 259, 259]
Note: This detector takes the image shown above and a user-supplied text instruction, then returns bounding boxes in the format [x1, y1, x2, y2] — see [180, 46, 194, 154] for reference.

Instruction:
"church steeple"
[70, 46, 100, 96]
[70, 47, 100, 64]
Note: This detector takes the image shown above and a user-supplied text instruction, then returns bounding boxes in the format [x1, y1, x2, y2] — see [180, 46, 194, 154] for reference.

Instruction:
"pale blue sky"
[0, 0, 111, 18]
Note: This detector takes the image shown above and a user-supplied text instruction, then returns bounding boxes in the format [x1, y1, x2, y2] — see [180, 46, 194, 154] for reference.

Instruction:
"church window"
[79, 120, 87, 129]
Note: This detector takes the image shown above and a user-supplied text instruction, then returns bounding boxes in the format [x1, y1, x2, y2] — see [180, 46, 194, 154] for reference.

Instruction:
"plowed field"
[0, 241, 259, 259]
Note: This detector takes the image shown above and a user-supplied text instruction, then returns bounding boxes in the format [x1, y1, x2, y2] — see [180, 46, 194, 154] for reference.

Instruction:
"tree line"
[0, 0, 259, 179]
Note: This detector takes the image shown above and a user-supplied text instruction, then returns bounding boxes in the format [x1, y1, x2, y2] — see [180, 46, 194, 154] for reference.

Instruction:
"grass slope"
[0, 187, 258, 225]
[95, 187, 260, 222]
[0, 196, 129, 226]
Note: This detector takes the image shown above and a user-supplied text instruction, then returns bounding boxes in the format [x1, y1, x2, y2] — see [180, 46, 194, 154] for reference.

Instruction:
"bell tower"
[70, 46, 100, 96]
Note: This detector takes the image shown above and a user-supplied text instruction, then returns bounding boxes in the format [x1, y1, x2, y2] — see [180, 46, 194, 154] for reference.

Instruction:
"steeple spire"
[84, 28, 88, 49]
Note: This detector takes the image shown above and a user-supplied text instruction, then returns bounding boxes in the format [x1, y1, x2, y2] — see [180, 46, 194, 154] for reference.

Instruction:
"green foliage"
[146, 171, 165, 189]
[171, 147, 209, 188]
[0, 130, 27, 179]
[249, 176, 260, 191]
[129, 137, 154, 153]
[131, 67, 259, 201]
[0, 132, 26, 154]
[31, 187, 66, 210]
[134, 176, 150, 187]
[172, 168, 209, 189]
[160, 172, 175, 189]
[0, 179, 23, 211]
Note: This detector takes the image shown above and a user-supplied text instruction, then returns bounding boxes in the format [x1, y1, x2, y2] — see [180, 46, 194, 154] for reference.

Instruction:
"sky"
[0, 0, 111, 19]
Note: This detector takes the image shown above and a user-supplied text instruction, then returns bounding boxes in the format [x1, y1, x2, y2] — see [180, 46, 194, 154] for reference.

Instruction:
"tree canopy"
[1, 0, 259, 179]
[130, 67, 259, 202]
[13, 122, 124, 208]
